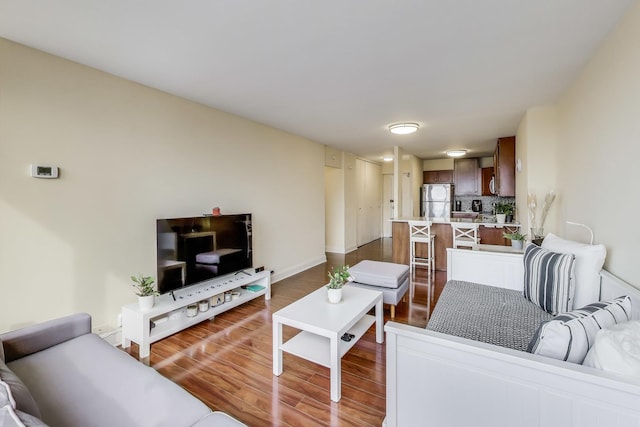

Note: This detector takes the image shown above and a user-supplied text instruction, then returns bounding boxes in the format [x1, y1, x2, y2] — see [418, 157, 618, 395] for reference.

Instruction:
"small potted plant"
[131, 274, 159, 311]
[503, 231, 527, 250]
[494, 203, 513, 224]
[326, 265, 353, 304]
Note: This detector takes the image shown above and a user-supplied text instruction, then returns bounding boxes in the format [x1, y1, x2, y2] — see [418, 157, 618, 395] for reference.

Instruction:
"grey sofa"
[0, 313, 245, 427]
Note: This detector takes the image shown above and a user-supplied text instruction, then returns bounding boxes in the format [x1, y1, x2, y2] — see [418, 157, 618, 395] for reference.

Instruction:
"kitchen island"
[391, 217, 521, 271]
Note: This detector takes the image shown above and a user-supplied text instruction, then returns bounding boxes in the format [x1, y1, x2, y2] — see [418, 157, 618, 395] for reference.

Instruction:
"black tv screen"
[156, 214, 252, 294]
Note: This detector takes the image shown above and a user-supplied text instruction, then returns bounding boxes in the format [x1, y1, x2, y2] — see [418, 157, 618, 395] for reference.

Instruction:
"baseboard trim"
[271, 255, 327, 283]
[325, 244, 358, 254]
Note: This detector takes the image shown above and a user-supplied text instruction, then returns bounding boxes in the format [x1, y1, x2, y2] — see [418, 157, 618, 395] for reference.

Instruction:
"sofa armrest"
[0, 313, 91, 362]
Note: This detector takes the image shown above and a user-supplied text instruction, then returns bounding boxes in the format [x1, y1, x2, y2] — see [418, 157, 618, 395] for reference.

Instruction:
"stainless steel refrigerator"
[421, 183, 454, 218]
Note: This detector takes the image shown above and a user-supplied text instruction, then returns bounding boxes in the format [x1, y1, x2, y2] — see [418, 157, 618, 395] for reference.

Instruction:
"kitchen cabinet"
[479, 227, 509, 245]
[493, 136, 516, 197]
[481, 167, 495, 196]
[453, 158, 480, 196]
[423, 169, 453, 184]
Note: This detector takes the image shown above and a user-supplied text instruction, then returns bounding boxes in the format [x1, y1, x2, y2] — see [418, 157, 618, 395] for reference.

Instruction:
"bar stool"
[451, 222, 480, 249]
[408, 220, 436, 298]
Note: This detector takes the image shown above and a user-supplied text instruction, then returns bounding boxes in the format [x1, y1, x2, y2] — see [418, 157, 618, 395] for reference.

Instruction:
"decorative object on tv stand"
[326, 265, 353, 304]
[131, 274, 159, 311]
[528, 190, 556, 239]
[503, 231, 527, 250]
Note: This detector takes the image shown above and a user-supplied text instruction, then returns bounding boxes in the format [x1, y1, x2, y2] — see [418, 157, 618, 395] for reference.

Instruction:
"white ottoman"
[348, 261, 410, 318]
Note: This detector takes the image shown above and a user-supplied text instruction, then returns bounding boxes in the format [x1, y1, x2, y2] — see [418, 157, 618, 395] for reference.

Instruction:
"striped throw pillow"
[528, 296, 632, 363]
[523, 244, 576, 314]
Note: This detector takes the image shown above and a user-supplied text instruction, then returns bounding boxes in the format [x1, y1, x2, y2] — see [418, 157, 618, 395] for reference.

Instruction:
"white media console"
[121, 269, 271, 359]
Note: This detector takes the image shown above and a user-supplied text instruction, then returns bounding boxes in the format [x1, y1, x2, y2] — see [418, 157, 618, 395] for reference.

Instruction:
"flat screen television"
[156, 214, 252, 295]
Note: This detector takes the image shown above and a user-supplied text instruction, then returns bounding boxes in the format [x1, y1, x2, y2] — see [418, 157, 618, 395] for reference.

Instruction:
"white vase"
[496, 214, 506, 224]
[138, 295, 155, 311]
[511, 240, 524, 250]
[327, 288, 343, 304]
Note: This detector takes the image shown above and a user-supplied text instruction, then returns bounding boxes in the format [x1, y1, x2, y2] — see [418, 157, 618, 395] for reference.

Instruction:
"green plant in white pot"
[326, 265, 353, 303]
[131, 274, 158, 311]
[494, 203, 513, 224]
[503, 231, 527, 250]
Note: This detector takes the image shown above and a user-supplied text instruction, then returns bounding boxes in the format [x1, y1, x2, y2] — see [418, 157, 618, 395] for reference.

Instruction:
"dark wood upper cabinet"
[454, 158, 480, 195]
[494, 136, 516, 197]
[423, 169, 453, 184]
[481, 167, 495, 196]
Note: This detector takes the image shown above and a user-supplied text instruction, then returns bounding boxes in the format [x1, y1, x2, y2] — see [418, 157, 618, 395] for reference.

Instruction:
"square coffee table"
[272, 285, 383, 402]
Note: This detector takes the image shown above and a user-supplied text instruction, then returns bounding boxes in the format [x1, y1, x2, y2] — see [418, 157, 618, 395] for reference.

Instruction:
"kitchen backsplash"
[455, 195, 516, 215]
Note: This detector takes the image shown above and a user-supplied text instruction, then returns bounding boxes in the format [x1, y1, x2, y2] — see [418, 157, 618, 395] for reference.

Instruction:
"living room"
[2, 1, 640, 426]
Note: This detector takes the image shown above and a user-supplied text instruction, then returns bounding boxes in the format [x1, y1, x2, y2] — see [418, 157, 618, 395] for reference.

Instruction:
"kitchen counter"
[390, 216, 521, 228]
[391, 218, 521, 270]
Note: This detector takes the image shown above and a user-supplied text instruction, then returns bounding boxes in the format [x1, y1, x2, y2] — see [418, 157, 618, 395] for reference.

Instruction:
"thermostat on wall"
[30, 164, 59, 179]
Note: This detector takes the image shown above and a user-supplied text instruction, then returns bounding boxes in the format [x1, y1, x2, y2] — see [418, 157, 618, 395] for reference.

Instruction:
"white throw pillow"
[583, 320, 640, 378]
[541, 233, 606, 308]
[528, 296, 631, 364]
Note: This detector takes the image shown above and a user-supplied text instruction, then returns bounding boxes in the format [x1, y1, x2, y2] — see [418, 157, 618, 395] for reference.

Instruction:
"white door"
[382, 174, 393, 237]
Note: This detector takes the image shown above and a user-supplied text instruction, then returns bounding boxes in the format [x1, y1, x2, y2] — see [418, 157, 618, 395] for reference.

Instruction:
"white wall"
[0, 39, 326, 332]
[423, 158, 454, 171]
[324, 164, 344, 254]
[409, 155, 423, 216]
[515, 107, 559, 233]
[555, 1, 640, 285]
[523, 2, 640, 287]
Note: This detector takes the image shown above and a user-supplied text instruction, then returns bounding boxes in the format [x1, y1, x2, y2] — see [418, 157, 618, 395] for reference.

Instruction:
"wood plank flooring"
[120, 238, 447, 426]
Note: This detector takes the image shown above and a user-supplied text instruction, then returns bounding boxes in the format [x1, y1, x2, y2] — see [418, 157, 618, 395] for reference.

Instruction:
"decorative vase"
[496, 214, 506, 224]
[138, 295, 155, 311]
[327, 288, 343, 304]
[531, 227, 544, 239]
[511, 240, 524, 250]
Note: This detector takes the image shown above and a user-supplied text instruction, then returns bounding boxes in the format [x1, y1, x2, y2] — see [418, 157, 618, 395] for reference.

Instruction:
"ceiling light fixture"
[382, 156, 394, 162]
[446, 150, 467, 157]
[389, 123, 419, 135]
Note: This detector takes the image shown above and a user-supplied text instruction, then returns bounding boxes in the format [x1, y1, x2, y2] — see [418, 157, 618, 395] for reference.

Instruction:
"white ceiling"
[0, 1, 635, 161]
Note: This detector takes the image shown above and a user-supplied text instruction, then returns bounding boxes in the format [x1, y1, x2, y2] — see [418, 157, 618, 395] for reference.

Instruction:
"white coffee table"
[272, 285, 384, 402]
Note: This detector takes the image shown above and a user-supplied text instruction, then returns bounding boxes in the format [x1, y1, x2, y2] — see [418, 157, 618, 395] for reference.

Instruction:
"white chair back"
[451, 222, 480, 249]
[408, 220, 436, 298]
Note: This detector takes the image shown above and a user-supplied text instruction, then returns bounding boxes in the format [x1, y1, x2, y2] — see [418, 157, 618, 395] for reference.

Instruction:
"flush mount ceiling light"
[389, 122, 419, 135]
[446, 150, 467, 158]
[382, 156, 394, 162]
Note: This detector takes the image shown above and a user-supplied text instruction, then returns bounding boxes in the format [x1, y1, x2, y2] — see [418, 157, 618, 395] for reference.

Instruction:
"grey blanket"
[426, 280, 552, 351]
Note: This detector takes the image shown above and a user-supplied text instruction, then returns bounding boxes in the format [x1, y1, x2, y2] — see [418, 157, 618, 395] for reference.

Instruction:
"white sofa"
[384, 247, 640, 427]
[0, 313, 245, 427]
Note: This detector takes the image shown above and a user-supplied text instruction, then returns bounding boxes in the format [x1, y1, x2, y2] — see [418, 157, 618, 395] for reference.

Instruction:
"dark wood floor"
[121, 238, 447, 426]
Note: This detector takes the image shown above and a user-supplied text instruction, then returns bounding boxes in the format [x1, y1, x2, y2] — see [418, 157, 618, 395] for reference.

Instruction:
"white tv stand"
[121, 269, 270, 359]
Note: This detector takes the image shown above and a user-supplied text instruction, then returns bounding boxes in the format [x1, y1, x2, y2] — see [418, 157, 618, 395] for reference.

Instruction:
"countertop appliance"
[421, 183, 454, 219]
[472, 200, 482, 212]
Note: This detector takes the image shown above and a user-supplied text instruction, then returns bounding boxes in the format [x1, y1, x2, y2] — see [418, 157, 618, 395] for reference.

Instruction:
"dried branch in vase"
[527, 192, 538, 231]
[527, 190, 556, 238]
[540, 191, 556, 230]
